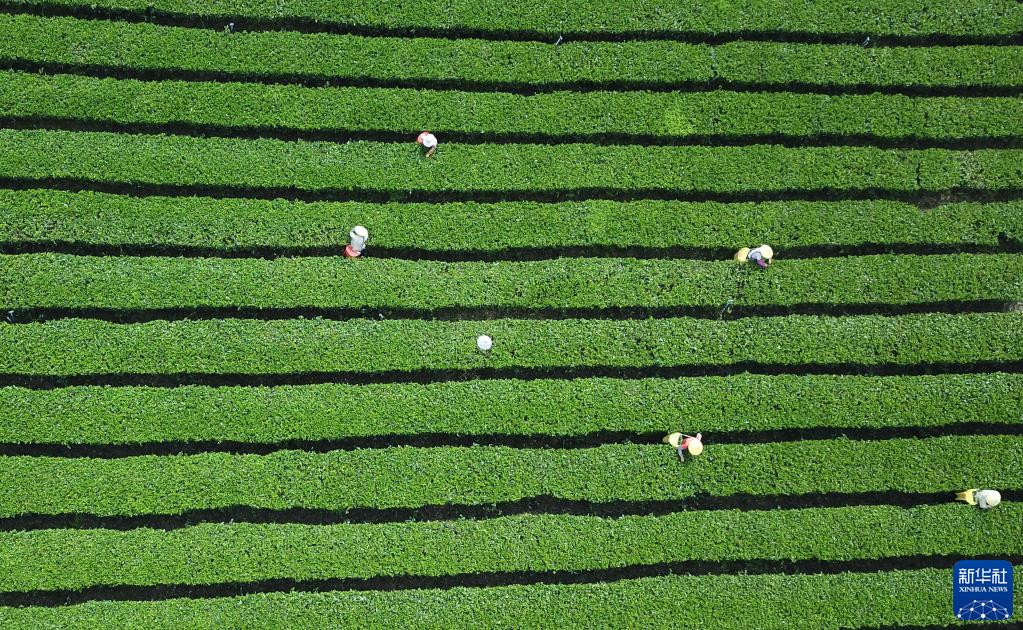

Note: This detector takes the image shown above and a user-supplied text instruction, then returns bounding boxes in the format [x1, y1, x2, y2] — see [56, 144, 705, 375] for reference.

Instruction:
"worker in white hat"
[663, 432, 703, 462]
[734, 244, 774, 269]
[476, 335, 493, 351]
[417, 131, 438, 158]
[344, 225, 369, 258]
[956, 489, 1001, 509]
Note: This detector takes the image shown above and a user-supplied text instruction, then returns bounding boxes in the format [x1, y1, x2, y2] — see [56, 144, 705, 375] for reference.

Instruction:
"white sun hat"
[477, 335, 493, 351]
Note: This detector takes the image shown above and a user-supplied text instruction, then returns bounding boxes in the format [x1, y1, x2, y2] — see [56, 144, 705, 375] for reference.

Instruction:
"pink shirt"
[417, 132, 438, 148]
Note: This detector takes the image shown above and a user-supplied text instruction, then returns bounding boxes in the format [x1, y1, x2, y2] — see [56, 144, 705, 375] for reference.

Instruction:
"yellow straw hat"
[734, 247, 751, 262]
[686, 438, 704, 456]
[663, 432, 683, 448]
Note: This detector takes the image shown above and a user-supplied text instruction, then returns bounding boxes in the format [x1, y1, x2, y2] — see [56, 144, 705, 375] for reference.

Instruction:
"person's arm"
[426, 146, 436, 158]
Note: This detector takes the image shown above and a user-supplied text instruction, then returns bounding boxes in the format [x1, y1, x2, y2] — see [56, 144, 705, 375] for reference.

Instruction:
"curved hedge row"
[5, 130, 1023, 195]
[1, 504, 1019, 592]
[3, 191, 1022, 252]
[2, 437, 1020, 516]
[3, 15, 1022, 90]
[1, 373, 1020, 444]
[0, 569, 986, 629]
[7, 71, 1023, 140]
[11, 0, 1023, 37]
[3, 253, 1020, 310]
[2, 314, 1020, 376]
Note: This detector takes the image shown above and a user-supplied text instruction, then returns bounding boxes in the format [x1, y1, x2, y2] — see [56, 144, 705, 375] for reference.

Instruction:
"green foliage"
[9, 0, 1023, 36]
[3, 128, 1023, 194]
[0, 569, 996, 629]
[1, 504, 1020, 592]
[3, 190, 1023, 251]
[2, 436, 1020, 516]
[5, 71, 1023, 140]
[3, 253, 1020, 310]
[0, 3, 1021, 624]
[2, 313, 1020, 376]
[0, 373, 1020, 444]
[3, 14, 1022, 89]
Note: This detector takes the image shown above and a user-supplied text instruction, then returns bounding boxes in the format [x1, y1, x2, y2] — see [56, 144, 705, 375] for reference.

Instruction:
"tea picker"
[956, 489, 1001, 509]
[734, 244, 774, 269]
[344, 226, 369, 258]
[664, 432, 703, 462]
[477, 335, 493, 351]
[417, 131, 438, 158]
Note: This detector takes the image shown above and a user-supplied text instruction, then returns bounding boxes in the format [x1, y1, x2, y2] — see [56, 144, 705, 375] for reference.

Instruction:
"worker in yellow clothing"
[956, 489, 1001, 509]
[663, 432, 703, 462]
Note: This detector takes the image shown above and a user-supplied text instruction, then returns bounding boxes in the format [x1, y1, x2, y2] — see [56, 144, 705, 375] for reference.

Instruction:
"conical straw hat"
[664, 432, 682, 448]
[686, 439, 704, 456]
[734, 247, 751, 262]
[758, 245, 774, 260]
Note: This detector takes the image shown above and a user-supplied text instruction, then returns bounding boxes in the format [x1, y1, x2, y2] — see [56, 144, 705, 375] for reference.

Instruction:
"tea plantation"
[0, 0, 1022, 627]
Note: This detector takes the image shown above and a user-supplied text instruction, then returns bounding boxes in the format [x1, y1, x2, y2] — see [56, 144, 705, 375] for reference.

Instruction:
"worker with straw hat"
[734, 244, 774, 269]
[663, 432, 703, 462]
[956, 489, 1001, 509]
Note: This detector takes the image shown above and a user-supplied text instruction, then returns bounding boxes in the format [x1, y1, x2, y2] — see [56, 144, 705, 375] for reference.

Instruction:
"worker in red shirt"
[664, 432, 704, 462]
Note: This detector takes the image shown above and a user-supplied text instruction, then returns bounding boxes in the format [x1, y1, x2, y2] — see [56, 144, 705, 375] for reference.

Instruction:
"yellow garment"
[663, 432, 683, 448]
[955, 489, 979, 505]
[734, 247, 751, 262]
